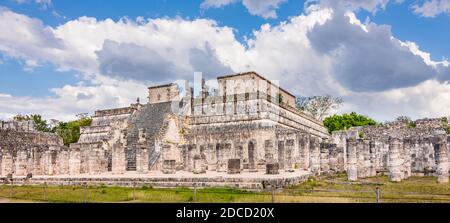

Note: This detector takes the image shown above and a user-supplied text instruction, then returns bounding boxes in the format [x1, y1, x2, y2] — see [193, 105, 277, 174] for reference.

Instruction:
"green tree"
[323, 112, 378, 133]
[13, 114, 52, 132]
[296, 95, 343, 121]
[55, 116, 92, 146]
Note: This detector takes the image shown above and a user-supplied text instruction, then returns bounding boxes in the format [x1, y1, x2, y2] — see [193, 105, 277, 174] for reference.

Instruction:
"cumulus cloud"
[13, 0, 52, 9]
[412, 0, 450, 17]
[96, 40, 233, 83]
[0, 78, 148, 121]
[97, 40, 184, 83]
[341, 80, 450, 121]
[307, 12, 438, 92]
[201, 0, 287, 19]
[305, 0, 403, 13]
[0, 7, 64, 68]
[0, 4, 450, 122]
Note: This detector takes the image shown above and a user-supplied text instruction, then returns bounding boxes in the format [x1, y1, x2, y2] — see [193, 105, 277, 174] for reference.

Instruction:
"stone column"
[1, 152, 13, 176]
[15, 150, 28, 176]
[402, 139, 412, 179]
[328, 144, 338, 173]
[356, 139, 365, 178]
[0, 147, 2, 176]
[389, 137, 403, 182]
[33, 149, 43, 175]
[422, 137, 434, 174]
[336, 145, 345, 173]
[264, 140, 275, 164]
[112, 143, 126, 174]
[285, 139, 295, 170]
[434, 135, 449, 183]
[309, 137, 321, 174]
[69, 149, 81, 175]
[56, 150, 69, 175]
[363, 140, 371, 178]
[369, 140, 377, 177]
[346, 139, 358, 181]
[320, 142, 330, 173]
[298, 135, 310, 170]
[193, 155, 206, 174]
[136, 148, 149, 174]
[87, 148, 101, 174]
[41, 151, 52, 175]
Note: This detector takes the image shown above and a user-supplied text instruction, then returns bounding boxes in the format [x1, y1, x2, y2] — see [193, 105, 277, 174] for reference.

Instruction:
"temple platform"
[2, 170, 313, 190]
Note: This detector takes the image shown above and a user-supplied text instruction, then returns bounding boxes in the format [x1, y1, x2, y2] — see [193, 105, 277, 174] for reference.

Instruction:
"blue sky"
[0, 0, 449, 121]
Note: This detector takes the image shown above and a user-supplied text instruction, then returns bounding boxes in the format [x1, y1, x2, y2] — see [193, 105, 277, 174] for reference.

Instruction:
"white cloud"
[201, 0, 287, 19]
[0, 4, 450, 122]
[341, 80, 450, 121]
[412, 0, 450, 17]
[13, 0, 52, 9]
[305, 0, 403, 13]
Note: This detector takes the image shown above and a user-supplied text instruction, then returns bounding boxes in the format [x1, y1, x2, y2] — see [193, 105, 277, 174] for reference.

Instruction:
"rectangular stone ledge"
[4, 171, 313, 190]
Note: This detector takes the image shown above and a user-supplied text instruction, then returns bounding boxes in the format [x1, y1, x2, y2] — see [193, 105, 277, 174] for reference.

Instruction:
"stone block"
[227, 159, 241, 174]
[162, 160, 176, 174]
[266, 163, 279, 175]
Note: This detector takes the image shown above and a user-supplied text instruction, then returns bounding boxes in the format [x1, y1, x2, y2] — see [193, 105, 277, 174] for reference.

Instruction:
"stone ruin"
[1, 71, 448, 186]
[0, 120, 67, 176]
[0, 72, 330, 181]
[332, 118, 450, 183]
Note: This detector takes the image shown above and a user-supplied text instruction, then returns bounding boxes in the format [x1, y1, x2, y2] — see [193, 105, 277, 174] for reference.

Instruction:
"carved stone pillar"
[193, 155, 206, 174]
[136, 148, 149, 174]
[69, 149, 81, 175]
[369, 140, 377, 177]
[329, 144, 338, 173]
[309, 137, 321, 174]
[389, 137, 403, 182]
[320, 142, 330, 173]
[1, 151, 13, 176]
[15, 150, 28, 176]
[112, 143, 126, 174]
[298, 135, 310, 170]
[346, 139, 358, 181]
[434, 135, 449, 183]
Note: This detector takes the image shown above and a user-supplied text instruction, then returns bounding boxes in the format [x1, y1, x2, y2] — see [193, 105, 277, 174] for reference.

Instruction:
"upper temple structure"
[1, 71, 449, 188]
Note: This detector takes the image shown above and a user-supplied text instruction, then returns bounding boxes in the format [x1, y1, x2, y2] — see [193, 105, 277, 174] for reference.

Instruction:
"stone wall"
[331, 118, 450, 183]
[0, 126, 67, 176]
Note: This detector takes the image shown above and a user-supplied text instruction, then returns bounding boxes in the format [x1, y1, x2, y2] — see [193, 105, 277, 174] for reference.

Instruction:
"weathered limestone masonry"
[332, 118, 450, 183]
[1, 72, 334, 189]
[0, 121, 67, 176]
[4, 71, 448, 188]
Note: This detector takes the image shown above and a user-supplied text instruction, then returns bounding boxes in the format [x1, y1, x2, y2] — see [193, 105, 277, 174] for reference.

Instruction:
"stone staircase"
[148, 148, 161, 170]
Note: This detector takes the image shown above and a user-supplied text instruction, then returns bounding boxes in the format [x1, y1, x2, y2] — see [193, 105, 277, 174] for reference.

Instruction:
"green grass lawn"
[0, 175, 449, 203]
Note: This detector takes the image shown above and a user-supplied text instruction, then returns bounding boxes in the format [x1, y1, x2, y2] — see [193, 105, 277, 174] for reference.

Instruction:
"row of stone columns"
[0, 147, 71, 176]
[346, 136, 449, 183]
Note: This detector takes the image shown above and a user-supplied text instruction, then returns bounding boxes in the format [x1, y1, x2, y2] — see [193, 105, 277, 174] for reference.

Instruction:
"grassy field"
[0, 175, 449, 203]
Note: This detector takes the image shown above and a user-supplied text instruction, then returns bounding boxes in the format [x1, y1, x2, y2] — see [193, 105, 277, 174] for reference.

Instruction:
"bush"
[323, 112, 377, 133]
[55, 117, 92, 146]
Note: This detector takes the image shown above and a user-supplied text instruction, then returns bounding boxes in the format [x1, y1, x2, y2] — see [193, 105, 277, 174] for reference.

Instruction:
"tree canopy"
[13, 114, 53, 132]
[12, 113, 92, 146]
[323, 112, 378, 133]
[296, 95, 343, 121]
[55, 117, 92, 146]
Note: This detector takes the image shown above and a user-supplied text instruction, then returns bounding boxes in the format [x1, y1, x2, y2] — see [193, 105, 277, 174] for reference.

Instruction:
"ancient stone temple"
[69, 71, 330, 176]
[1, 71, 448, 188]
[0, 72, 330, 186]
